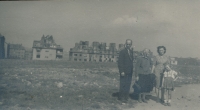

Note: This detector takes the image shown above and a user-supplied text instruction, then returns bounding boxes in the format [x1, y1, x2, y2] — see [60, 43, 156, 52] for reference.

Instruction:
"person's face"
[126, 40, 132, 49]
[143, 49, 149, 56]
[158, 48, 165, 56]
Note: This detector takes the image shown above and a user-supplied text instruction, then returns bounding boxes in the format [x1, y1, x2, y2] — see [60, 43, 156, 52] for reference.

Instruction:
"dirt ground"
[126, 84, 200, 110]
[0, 60, 200, 110]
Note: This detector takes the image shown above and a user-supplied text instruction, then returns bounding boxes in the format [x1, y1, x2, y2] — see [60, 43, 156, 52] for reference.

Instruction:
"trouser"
[155, 73, 163, 101]
[119, 73, 132, 100]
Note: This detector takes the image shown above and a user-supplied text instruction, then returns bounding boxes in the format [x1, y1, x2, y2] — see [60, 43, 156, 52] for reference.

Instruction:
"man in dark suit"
[118, 39, 134, 102]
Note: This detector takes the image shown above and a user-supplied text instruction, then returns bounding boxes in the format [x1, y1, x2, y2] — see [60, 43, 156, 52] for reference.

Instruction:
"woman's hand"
[136, 76, 139, 81]
[121, 72, 125, 76]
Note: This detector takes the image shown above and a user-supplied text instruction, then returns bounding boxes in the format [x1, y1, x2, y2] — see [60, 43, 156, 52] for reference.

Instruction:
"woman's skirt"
[162, 77, 174, 90]
[137, 74, 156, 93]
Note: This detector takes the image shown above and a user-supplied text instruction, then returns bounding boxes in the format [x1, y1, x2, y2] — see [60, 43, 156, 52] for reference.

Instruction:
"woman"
[135, 49, 155, 103]
[151, 46, 170, 103]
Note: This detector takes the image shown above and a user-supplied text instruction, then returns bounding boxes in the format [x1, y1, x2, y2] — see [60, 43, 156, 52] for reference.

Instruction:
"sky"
[0, 0, 200, 58]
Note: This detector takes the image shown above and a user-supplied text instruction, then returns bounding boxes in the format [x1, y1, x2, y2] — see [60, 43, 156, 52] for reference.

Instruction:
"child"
[161, 63, 178, 106]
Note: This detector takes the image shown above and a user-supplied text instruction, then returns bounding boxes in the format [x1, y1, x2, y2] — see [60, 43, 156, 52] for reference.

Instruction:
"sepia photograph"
[0, 0, 200, 110]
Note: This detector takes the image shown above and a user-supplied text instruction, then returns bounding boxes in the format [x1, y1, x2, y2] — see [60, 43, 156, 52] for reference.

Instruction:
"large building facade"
[7, 44, 25, 59]
[32, 35, 63, 60]
[69, 41, 124, 62]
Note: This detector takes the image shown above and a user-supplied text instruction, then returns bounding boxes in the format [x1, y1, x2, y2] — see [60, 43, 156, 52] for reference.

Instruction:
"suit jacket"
[118, 48, 134, 75]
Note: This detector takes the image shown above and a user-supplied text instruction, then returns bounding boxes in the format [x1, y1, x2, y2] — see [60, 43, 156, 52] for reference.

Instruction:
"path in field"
[125, 84, 200, 110]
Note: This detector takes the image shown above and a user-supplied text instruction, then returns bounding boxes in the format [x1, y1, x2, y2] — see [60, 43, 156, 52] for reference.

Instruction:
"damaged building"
[69, 41, 124, 62]
[7, 44, 26, 59]
[32, 35, 63, 60]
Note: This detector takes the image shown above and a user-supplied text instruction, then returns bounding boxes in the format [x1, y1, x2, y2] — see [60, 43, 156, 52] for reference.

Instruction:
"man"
[118, 39, 134, 102]
[135, 49, 155, 103]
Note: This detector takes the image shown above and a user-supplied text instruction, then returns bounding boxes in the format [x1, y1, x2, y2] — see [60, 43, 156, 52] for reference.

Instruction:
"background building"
[69, 41, 124, 62]
[32, 35, 63, 60]
[0, 34, 5, 59]
[7, 44, 25, 59]
[24, 49, 33, 60]
[170, 57, 178, 65]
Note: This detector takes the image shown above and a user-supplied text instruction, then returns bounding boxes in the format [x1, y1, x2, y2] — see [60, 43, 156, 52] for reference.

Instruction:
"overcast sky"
[0, 0, 200, 58]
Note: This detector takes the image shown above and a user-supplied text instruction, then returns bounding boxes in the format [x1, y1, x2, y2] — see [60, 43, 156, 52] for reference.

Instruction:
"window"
[84, 59, 87, 61]
[74, 54, 77, 56]
[74, 58, 77, 61]
[80, 54, 82, 56]
[36, 55, 40, 58]
[45, 50, 49, 52]
[36, 49, 41, 52]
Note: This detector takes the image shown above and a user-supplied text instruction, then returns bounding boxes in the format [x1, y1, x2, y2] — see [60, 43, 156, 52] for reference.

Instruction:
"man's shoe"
[142, 99, 148, 103]
[167, 103, 171, 106]
[138, 99, 142, 103]
[162, 103, 168, 106]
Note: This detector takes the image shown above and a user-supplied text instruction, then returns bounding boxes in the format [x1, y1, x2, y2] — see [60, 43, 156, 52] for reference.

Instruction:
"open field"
[0, 59, 200, 110]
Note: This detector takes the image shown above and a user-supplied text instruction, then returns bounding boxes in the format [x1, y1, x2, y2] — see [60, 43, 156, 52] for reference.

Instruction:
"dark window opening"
[36, 55, 40, 58]
[36, 49, 41, 52]
[56, 55, 63, 59]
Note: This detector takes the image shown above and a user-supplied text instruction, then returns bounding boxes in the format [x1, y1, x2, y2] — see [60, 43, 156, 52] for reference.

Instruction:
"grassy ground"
[0, 60, 136, 110]
[0, 59, 200, 110]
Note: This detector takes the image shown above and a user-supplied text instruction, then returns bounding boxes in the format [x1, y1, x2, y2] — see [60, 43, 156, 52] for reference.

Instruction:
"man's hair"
[125, 39, 132, 44]
[143, 48, 150, 53]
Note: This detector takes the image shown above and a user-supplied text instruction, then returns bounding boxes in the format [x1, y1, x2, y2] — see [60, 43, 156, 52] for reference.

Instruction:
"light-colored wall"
[9, 49, 25, 59]
[32, 48, 56, 60]
[70, 51, 118, 62]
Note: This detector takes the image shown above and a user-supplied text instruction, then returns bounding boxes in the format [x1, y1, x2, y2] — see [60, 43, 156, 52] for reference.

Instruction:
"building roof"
[8, 44, 25, 50]
[32, 38, 63, 49]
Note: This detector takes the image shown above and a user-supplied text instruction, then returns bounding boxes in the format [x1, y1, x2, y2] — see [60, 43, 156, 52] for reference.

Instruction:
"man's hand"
[136, 76, 139, 81]
[121, 72, 125, 76]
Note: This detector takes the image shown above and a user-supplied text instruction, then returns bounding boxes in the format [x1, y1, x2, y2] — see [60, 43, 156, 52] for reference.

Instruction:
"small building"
[7, 44, 25, 59]
[170, 57, 178, 65]
[32, 35, 63, 60]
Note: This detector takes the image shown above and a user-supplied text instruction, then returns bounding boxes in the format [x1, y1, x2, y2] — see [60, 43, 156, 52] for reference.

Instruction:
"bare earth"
[126, 84, 200, 110]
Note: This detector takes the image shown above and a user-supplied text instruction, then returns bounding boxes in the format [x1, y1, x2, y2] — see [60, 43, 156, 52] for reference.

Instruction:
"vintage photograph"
[0, 0, 200, 110]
